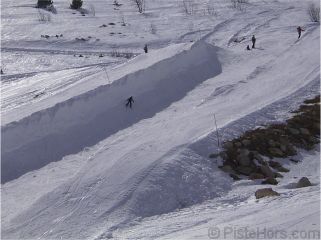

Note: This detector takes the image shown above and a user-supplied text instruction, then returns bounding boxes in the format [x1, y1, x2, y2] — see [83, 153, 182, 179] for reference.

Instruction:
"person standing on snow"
[297, 26, 304, 39]
[144, 44, 148, 53]
[251, 35, 256, 49]
[126, 96, 134, 108]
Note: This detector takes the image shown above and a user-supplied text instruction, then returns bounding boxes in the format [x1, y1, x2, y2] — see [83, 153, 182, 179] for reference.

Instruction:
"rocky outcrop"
[213, 95, 320, 183]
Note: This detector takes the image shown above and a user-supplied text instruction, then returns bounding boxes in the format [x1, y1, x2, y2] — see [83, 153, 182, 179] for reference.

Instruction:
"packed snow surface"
[1, 0, 320, 239]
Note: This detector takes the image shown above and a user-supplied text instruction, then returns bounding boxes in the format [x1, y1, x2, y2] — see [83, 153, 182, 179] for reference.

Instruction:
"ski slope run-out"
[1, 0, 320, 239]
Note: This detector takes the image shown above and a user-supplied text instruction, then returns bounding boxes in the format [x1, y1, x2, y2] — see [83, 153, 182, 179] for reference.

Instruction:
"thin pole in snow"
[214, 113, 220, 148]
[103, 67, 110, 83]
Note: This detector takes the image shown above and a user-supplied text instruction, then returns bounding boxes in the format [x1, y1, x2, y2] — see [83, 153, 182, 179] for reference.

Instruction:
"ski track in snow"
[1, 0, 320, 239]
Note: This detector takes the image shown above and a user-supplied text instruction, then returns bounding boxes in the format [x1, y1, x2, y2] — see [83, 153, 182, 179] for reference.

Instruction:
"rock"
[289, 158, 299, 164]
[308, 136, 319, 144]
[272, 129, 285, 135]
[296, 177, 312, 188]
[235, 166, 253, 176]
[241, 139, 251, 147]
[248, 151, 255, 160]
[249, 173, 265, 180]
[274, 172, 284, 178]
[268, 140, 276, 147]
[262, 177, 278, 185]
[269, 160, 282, 169]
[280, 144, 287, 152]
[220, 165, 234, 173]
[230, 173, 241, 181]
[255, 188, 280, 199]
[275, 166, 290, 173]
[304, 96, 320, 104]
[252, 151, 262, 160]
[253, 152, 266, 165]
[237, 149, 251, 166]
[299, 138, 308, 146]
[300, 128, 310, 135]
[234, 142, 242, 148]
[219, 152, 228, 160]
[239, 148, 249, 155]
[279, 136, 289, 145]
[288, 128, 300, 135]
[223, 142, 234, 150]
[269, 161, 289, 173]
[260, 165, 274, 178]
[209, 153, 220, 158]
[268, 148, 284, 157]
[260, 160, 269, 166]
[285, 144, 297, 155]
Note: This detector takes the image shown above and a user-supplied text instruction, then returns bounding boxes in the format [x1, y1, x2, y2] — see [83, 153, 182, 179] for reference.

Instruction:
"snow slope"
[2, 41, 222, 183]
[113, 149, 320, 240]
[1, 0, 320, 239]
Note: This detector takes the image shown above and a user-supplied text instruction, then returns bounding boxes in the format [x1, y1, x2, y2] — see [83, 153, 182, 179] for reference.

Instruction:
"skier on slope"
[144, 44, 148, 53]
[297, 26, 304, 39]
[126, 96, 134, 108]
[251, 35, 256, 49]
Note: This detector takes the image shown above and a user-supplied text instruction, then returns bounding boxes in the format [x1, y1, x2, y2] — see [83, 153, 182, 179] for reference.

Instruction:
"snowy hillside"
[1, 0, 320, 239]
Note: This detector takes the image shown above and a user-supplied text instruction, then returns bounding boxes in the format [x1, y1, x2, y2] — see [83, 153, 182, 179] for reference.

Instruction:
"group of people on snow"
[124, 45, 149, 108]
[246, 26, 304, 51]
[126, 26, 306, 108]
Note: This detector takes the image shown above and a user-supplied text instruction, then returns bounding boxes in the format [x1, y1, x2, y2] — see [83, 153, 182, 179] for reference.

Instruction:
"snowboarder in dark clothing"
[246, 45, 251, 50]
[297, 26, 304, 39]
[126, 96, 134, 108]
[251, 35, 256, 49]
[0, 69, 3, 75]
[144, 44, 148, 53]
